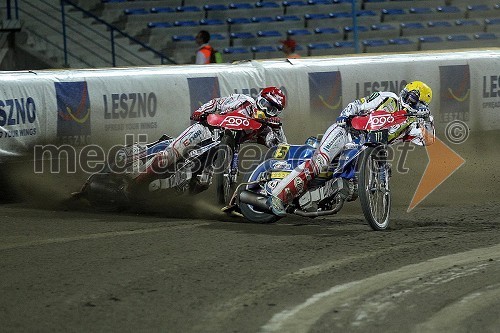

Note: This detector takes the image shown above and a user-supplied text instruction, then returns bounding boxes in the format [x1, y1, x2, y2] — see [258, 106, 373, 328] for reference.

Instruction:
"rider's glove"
[264, 117, 282, 128]
[336, 116, 348, 127]
[415, 105, 430, 117]
[190, 111, 207, 122]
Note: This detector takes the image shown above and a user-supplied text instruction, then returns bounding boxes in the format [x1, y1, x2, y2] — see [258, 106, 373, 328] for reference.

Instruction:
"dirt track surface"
[1, 130, 499, 332]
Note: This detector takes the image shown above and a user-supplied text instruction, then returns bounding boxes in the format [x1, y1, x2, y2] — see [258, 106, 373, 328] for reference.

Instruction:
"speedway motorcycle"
[72, 111, 270, 211]
[232, 110, 424, 231]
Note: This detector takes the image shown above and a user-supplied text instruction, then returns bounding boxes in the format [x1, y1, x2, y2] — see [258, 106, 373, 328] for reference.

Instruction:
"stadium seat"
[256, 30, 284, 46]
[223, 46, 252, 62]
[257, 29, 284, 38]
[362, 37, 417, 53]
[332, 0, 360, 12]
[229, 32, 256, 47]
[435, 6, 465, 20]
[343, 25, 369, 39]
[203, 4, 228, 19]
[367, 23, 399, 39]
[283, 0, 308, 15]
[307, 42, 333, 56]
[123, 8, 205, 36]
[472, 32, 499, 47]
[304, 13, 332, 28]
[466, 4, 498, 19]
[400, 22, 426, 37]
[426, 20, 454, 35]
[362, 38, 387, 52]
[485, 18, 500, 33]
[253, 2, 285, 17]
[229, 3, 254, 10]
[444, 33, 474, 49]
[174, 20, 198, 27]
[418, 35, 445, 50]
[332, 40, 357, 54]
[455, 19, 483, 33]
[364, 0, 436, 11]
[287, 1, 336, 16]
[313, 26, 342, 37]
[147, 21, 172, 29]
[251, 45, 283, 59]
[387, 37, 418, 52]
[150, 7, 175, 14]
[207, 33, 229, 49]
[219, 2, 283, 20]
[287, 28, 313, 43]
[124, 8, 149, 16]
[380, 8, 406, 22]
[176, 6, 202, 13]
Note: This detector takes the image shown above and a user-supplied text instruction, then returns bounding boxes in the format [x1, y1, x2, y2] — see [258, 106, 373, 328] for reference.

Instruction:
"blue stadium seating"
[150, 7, 175, 14]
[230, 32, 256, 47]
[307, 42, 333, 56]
[94, 0, 495, 63]
[251, 45, 283, 59]
[223, 46, 252, 62]
[485, 18, 500, 32]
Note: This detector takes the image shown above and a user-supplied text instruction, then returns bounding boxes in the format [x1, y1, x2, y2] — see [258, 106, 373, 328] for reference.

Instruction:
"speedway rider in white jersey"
[268, 81, 436, 216]
[133, 86, 288, 185]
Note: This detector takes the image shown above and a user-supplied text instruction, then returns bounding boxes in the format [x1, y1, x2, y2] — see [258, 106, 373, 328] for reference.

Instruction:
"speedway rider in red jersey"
[134, 86, 287, 184]
[267, 81, 435, 216]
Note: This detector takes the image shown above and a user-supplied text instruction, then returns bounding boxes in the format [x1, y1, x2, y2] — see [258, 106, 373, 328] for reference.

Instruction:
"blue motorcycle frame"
[237, 134, 392, 231]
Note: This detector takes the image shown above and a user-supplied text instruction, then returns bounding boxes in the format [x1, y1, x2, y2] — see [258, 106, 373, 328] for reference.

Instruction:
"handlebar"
[254, 117, 282, 128]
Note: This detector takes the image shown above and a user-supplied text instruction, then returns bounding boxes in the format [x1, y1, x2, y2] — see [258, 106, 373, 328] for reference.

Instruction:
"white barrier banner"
[0, 72, 54, 159]
[0, 50, 499, 160]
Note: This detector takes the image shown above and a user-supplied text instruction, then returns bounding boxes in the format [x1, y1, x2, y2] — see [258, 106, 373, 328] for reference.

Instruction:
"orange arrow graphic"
[408, 131, 465, 212]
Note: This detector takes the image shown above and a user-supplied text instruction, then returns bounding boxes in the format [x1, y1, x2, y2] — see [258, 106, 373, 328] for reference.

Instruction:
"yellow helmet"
[400, 81, 432, 112]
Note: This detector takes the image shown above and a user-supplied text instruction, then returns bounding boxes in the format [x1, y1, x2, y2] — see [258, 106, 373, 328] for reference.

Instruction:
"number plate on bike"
[366, 130, 388, 144]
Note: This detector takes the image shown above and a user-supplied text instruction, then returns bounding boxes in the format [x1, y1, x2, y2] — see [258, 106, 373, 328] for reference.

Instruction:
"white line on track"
[261, 243, 500, 333]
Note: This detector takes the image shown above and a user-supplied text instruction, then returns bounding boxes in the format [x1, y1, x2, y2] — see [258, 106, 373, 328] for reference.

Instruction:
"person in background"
[195, 30, 212, 64]
[280, 38, 301, 59]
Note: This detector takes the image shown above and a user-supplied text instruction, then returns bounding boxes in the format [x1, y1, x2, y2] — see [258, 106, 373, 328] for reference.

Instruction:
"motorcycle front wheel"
[358, 146, 391, 231]
[214, 134, 238, 206]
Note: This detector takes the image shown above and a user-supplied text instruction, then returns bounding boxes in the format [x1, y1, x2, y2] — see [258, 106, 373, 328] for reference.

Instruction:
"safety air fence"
[0, 49, 499, 161]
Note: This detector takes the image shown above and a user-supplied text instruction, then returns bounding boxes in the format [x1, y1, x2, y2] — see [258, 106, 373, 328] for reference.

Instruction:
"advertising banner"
[0, 50, 499, 160]
[0, 74, 54, 160]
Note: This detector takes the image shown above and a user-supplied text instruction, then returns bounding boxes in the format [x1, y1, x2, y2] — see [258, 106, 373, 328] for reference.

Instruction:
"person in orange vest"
[280, 38, 301, 59]
[195, 30, 213, 64]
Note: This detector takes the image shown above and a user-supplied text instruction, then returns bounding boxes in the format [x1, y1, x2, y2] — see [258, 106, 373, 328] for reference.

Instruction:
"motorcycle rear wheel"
[358, 146, 391, 231]
[84, 173, 130, 212]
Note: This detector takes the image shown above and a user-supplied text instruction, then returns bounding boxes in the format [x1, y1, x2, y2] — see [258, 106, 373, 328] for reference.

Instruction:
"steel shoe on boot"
[267, 195, 287, 217]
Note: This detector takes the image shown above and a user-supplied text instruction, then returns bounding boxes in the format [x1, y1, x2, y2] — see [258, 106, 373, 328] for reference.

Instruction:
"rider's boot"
[267, 160, 317, 217]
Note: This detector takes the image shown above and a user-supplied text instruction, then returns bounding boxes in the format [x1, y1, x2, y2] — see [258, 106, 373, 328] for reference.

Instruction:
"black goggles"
[405, 90, 420, 108]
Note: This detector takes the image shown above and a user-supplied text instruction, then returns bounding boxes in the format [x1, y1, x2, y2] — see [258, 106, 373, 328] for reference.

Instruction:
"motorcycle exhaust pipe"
[239, 190, 271, 212]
